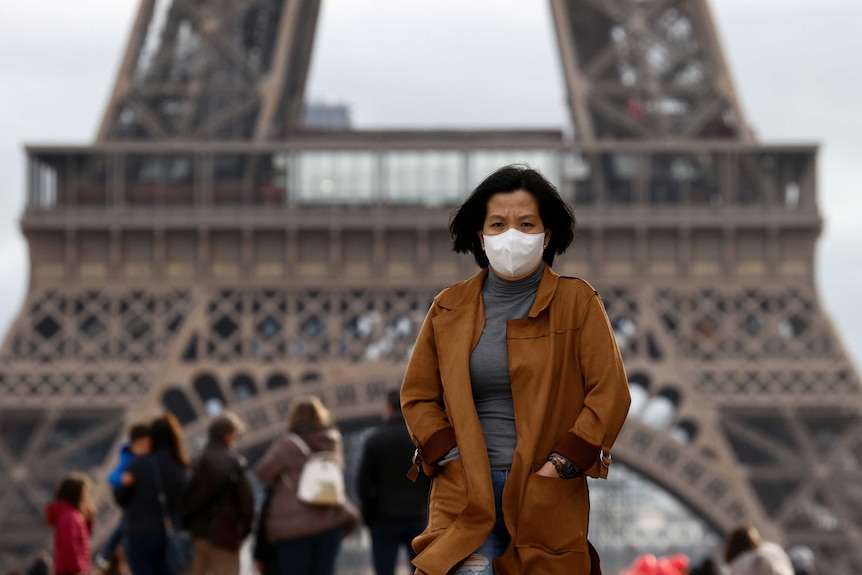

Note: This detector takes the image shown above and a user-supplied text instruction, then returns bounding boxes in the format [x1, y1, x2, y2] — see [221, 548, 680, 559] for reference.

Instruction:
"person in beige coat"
[401, 165, 631, 575]
[255, 396, 359, 575]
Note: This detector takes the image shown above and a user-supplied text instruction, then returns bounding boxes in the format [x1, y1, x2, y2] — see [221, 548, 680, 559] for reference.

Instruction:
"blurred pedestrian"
[357, 389, 431, 575]
[787, 546, 815, 575]
[24, 550, 51, 575]
[255, 396, 359, 575]
[724, 526, 793, 575]
[401, 165, 631, 574]
[183, 411, 255, 575]
[45, 473, 94, 575]
[95, 422, 151, 571]
[690, 557, 723, 575]
[114, 413, 190, 575]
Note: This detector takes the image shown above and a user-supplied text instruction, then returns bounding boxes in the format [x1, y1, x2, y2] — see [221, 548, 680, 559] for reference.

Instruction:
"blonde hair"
[288, 396, 331, 434]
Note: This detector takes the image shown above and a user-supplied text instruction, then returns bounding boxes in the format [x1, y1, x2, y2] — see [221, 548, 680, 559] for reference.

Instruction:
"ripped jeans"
[453, 469, 510, 575]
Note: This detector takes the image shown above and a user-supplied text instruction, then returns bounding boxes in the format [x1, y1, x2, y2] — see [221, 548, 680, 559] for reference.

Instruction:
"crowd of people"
[34, 392, 426, 575]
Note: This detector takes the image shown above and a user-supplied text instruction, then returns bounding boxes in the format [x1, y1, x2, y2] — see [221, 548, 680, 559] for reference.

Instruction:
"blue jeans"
[453, 470, 510, 575]
[99, 514, 126, 561]
[124, 531, 168, 575]
[370, 517, 426, 575]
[276, 525, 344, 575]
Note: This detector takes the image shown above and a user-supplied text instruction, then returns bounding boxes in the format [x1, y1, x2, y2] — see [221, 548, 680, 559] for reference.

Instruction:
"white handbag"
[282, 433, 346, 506]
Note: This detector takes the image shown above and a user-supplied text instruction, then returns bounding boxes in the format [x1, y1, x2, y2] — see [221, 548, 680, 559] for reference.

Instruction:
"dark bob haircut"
[449, 164, 576, 268]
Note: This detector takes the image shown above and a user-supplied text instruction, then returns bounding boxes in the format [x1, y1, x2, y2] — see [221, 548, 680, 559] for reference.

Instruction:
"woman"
[401, 165, 631, 575]
[255, 396, 359, 575]
[114, 413, 190, 575]
[724, 526, 794, 575]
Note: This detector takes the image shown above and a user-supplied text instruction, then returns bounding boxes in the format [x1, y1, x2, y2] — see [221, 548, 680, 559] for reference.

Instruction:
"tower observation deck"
[2, 1, 861, 573]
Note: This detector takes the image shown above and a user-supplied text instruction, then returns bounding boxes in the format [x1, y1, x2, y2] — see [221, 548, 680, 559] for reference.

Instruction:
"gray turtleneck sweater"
[469, 264, 543, 470]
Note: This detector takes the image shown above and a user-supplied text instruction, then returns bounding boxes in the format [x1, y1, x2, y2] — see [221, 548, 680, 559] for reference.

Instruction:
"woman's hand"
[536, 460, 559, 478]
[120, 471, 135, 486]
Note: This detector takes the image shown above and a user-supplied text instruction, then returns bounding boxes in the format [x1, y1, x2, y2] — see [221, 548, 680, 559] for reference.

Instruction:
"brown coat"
[183, 442, 255, 551]
[401, 265, 631, 575]
[254, 427, 358, 542]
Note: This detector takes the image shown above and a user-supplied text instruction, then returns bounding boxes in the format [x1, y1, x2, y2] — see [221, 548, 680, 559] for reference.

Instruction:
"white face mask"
[482, 228, 546, 278]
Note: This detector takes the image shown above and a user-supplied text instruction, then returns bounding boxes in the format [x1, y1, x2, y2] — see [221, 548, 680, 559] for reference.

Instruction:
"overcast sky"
[0, 0, 860, 371]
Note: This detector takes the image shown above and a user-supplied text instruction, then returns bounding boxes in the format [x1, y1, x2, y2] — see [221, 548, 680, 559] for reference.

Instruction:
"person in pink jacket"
[45, 473, 94, 575]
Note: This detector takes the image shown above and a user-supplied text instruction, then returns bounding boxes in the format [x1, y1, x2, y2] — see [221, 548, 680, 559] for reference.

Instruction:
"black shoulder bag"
[150, 458, 194, 575]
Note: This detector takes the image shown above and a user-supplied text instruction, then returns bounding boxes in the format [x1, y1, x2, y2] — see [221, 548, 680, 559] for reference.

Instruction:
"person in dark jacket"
[183, 411, 255, 575]
[25, 550, 52, 575]
[357, 390, 431, 575]
[114, 413, 190, 575]
[95, 422, 151, 570]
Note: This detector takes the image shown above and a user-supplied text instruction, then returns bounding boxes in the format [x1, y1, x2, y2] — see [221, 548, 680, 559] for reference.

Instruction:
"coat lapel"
[527, 264, 560, 318]
[423, 268, 497, 573]
[431, 269, 487, 383]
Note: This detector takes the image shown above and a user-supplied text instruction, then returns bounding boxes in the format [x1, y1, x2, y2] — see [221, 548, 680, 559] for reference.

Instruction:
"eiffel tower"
[2, 1, 861, 572]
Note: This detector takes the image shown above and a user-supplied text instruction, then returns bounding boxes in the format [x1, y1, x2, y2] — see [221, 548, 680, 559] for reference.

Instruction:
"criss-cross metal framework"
[551, 0, 750, 141]
[2, 1, 861, 573]
[97, 0, 320, 141]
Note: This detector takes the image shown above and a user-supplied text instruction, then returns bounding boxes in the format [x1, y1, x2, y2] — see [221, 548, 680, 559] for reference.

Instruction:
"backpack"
[282, 433, 346, 506]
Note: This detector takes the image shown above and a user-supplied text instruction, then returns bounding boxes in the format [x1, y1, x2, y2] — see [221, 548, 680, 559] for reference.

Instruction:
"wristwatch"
[548, 453, 580, 479]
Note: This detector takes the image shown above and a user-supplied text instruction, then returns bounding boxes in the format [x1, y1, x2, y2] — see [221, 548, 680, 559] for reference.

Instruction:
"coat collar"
[436, 263, 560, 319]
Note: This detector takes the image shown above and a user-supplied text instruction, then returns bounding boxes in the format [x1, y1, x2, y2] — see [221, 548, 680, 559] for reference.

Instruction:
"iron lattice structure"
[2, 1, 862, 573]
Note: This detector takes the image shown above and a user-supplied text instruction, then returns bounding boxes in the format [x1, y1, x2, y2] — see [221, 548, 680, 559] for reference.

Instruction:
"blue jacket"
[108, 443, 135, 488]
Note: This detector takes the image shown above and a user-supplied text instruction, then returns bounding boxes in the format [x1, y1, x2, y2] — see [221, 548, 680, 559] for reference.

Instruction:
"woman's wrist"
[548, 453, 581, 479]
[536, 460, 558, 478]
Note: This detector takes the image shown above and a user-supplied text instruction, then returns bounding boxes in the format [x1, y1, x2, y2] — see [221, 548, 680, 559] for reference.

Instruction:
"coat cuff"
[419, 426, 457, 466]
[552, 432, 601, 473]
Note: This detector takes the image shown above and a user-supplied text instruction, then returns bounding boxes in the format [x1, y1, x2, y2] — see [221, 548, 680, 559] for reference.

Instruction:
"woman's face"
[479, 189, 550, 246]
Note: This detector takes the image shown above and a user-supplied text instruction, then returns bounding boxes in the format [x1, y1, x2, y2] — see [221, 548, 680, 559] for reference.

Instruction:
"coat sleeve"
[333, 429, 346, 470]
[400, 300, 457, 476]
[182, 458, 212, 522]
[72, 512, 90, 573]
[112, 456, 141, 507]
[238, 467, 256, 537]
[356, 435, 378, 525]
[553, 292, 631, 477]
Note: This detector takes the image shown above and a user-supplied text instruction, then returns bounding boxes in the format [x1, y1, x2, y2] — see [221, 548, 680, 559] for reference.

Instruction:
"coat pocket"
[427, 458, 467, 531]
[515, 472, 588, 553]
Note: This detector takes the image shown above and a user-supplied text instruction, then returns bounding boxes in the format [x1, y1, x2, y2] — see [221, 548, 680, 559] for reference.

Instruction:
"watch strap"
[549, 453, 580, 479]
